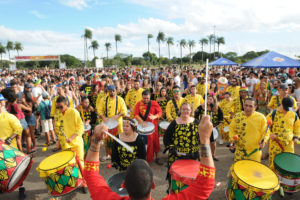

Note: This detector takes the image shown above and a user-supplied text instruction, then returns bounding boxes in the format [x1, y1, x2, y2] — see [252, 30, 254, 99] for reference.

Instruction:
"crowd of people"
[0, 65, 300, 200]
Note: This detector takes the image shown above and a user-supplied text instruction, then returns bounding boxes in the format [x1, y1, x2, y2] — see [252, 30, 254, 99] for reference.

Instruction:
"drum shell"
[36, 151, 83, 197]
[273, 152, 300, 193]
[158, 121, 170, 137]
[107, 172, 128, 197]
[137, 122, 155, 135]
[169, 159, 200, 194]
[0, 143, 33, 193]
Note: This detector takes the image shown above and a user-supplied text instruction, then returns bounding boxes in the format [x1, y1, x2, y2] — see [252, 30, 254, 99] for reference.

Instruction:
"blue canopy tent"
[209, 57, 238, 66]
[241, 51, 300, 68]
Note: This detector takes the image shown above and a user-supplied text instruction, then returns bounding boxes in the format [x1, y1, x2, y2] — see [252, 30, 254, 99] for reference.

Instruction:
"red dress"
[134, 100, 162, 163]
[84, 161, 215, 200]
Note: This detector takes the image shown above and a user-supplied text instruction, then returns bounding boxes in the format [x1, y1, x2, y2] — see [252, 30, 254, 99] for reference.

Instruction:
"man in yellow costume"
[98, 84, 127, 160]
[226, 77, 240, 99]
[197, 77, 210, 97]
[231, 87, 249, 116]
[96, 83, 108, 114]
[229, 97, 269, 162]
[56, 96, 87, 192]
[166, 85, 185, 122]
[125, 79, 144, 118]
[184, 84, 204, 112]
[50, 83, 74, 152]
[266, 97, 300, 169]
[268, 83, 297, 111]
[219, 92, 233, 142]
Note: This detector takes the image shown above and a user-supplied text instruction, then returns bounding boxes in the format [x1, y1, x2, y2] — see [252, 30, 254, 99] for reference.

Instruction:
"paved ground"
[1, 136, 300, 200]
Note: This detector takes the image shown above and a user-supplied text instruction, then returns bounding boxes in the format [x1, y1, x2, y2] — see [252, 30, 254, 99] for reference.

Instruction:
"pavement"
[1, 136, 300, 200]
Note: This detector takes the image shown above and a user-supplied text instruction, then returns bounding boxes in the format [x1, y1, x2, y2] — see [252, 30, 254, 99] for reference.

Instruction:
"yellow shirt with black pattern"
[267, 95, 297, 110]
[166, 97, 185, 122]
[226, 85, 240, 99]
[184, 94, 204, 112]
[231, 96, 247, 114]
[196, 83, 210, 96]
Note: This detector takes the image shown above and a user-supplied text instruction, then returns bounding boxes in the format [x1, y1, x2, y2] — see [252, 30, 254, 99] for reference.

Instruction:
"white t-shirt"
[174, 75, 181, 87]
[246, 78, 258, 95]
[294, 87, 300, 101]
[32, 86, 43, 104]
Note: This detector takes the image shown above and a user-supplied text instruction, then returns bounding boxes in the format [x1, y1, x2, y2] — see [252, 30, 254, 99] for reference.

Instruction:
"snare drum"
[124, 112, 131, 120]
[107, 172, 128, 197]
[158, 121, 170, 137]
[102, 119, 119, 155]
[0, 142, 33, 193]
[36, 151, 83, 196]
[169, 159, 200, 194]
[83, 124, 91, 157]
[226, 160, 279, 200]
[274, 152, 300, 193]
[137, 122, 155, 150]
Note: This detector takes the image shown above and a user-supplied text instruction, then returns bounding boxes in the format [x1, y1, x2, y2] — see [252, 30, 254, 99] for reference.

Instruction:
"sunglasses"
[173, 90, 180, 93]
[56, 106, 63, 110]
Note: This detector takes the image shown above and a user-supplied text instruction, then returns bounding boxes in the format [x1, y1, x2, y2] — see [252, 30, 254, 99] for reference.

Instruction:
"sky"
[1, 0, 300, 60]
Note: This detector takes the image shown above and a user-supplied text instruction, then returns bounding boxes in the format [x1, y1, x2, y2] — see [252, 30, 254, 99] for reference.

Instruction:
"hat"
[24, 83, 32, 89]
[33, 78, 41, 85]
[280, 83, 288, 90]
[42, 92, 49, 99]
[218, 77, 228, 85]
[56, 83, 62, 87]
[239, 87, 248, 92]
[107, 85, 116, 91]
[0, 94, 6, 101]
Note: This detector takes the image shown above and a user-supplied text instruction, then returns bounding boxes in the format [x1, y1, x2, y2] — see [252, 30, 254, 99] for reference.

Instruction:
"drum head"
[103, 119, 119, 129]
[137, 122, 155, 135]
[8, 156, 31, 190]
[212, 128, 219, 140]
[38, 151, 74, 171]
[159, 121, 170, 130]
[84, 124, 91, 132]
[107, 172, 128, 196]
[274, 152, 300, 175]
[169, 160, 200, 185]
[233, 160, 279, 190]
[223, 126, 229, 132]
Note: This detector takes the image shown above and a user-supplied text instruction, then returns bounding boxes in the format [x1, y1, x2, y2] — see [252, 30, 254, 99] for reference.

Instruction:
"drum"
[169, 159, 200, 194]
[212, 127, 219, 141]
[36, 151, 83, 197]
[226, 160, 279, 200]
[0, 142, 33, 193]
[107, 172, 128, 197]
[102, 119, 119, 155]
[273, 152, 300, 193]
[158, 121, 170, 136]
[137, 122, 155, 150]
[124, 112, 131, 120]
[83, 124, 91, 157]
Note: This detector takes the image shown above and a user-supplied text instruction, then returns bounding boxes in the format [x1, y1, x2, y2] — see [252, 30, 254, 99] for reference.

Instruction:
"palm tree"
[166, 37, 174, 60]
[188, 40, 195, 63]
[147, 34, 153, 54]
[207, 34, 214, 59]
[199, 38, 208, 62]
[216, 36, 225, 57]
[83, 28, 92, 66]
[156, 31, 165, 60]
[6, 41, 13, 60]
[14, 42, 23, 57]
[89, 40, 99, 58]
[114, 34, 122, 55]
[105, 42, 111, 60]
[179, 39, 186, 66]
[0, 43, 6, 68]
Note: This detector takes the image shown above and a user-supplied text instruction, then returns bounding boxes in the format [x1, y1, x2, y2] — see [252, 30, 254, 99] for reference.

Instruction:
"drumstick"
[104, 131, 134, 153]
[260, 119, 272, 144]
[204, 59, 209, 115]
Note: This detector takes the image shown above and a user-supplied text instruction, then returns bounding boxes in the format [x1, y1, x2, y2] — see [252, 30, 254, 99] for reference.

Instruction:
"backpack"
[270, 109, 298, 132]
[42, 101, 51, 120]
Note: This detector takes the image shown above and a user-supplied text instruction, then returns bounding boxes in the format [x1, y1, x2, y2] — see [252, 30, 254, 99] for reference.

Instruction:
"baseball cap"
[107, 85, 116, 91]
[24, 83, 32, 89]
[280, 83, 288, 89]
[42, 92, 49, 99]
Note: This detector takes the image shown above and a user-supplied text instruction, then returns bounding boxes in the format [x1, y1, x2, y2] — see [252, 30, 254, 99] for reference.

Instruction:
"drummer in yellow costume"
[55, 96, 87, 192]
[0, 94, 23, 150]
[229, 98, 269, 162]
[266, 97, 300, 169]
[184, 84, 204, 112]
[268, 83, 297, 111]
[230, 87, 249, 115]
[50, 84, 74, 151]
[166, 85, 185, 122]
[226, 77, 240, 99]
[197, 77, 210, 97]
[125, 79, 144, 118]
[219, 92, 233, 142]
[96, 84, 108, 114]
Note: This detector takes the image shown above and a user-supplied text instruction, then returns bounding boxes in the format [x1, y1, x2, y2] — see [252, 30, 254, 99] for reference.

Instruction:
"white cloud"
[58, 0, 88, 10]
[30, 10, 47, 19]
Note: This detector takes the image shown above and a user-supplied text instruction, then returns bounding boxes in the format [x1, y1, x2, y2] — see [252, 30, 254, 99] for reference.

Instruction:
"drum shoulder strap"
[139, 101, 152, 121]
[172, 98, 180, 116]
[105, 96, 118, 117]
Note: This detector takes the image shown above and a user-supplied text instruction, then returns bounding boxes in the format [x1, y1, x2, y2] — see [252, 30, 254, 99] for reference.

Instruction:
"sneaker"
[101, 155, 111, 161]
[81, 187, 88, 194]
[213, 157, 219, 161]
[218, 139, 224, 145]
[42, 143, 50, 147]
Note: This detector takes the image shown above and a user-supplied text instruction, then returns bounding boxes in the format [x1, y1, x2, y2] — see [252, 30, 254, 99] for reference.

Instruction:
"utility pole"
[213, 25, 216, 60]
